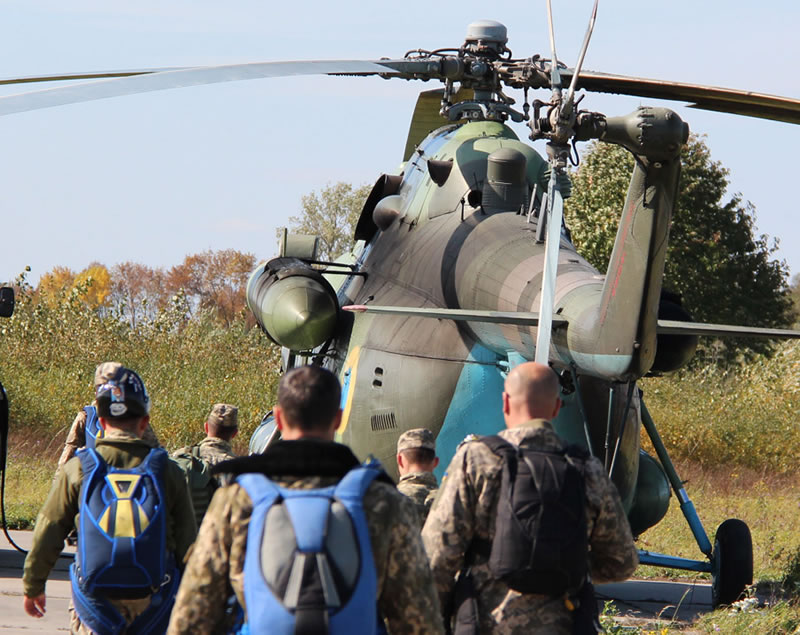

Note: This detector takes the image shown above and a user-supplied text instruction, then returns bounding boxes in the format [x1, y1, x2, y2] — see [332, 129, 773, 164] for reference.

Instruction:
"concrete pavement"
[0, 529, 715, 632]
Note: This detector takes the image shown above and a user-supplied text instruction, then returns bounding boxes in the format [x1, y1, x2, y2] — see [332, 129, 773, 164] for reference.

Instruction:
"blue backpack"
[83, 405, 104, 449]
[236, 461, 383, 634]
[70, 447, 179, 635]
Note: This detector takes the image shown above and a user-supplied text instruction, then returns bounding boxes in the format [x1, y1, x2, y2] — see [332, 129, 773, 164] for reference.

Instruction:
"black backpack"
[477, 435, 589, 596]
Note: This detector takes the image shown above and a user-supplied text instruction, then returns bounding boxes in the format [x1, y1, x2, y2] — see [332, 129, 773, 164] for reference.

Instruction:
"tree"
[166, 249, 257, 326]
[111, 262, 167, 328]
[565, 135, 795, 363]
[37, 266, 76, 305]
[288, 182, 371, 261]
[73, 264, 112, 311]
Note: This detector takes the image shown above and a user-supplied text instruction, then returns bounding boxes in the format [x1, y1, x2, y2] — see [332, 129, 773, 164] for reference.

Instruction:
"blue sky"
[0, 1, 798, 287]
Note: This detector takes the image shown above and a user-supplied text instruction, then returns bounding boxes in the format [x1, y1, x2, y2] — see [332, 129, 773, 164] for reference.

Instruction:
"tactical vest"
[236, 462, 382, 634]
[84, 405, 104, 449]
[475, 435, 589, 596]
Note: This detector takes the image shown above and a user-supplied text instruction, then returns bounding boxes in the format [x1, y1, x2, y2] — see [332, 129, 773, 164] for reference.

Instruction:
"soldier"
[23, 366, 196, 634]
[192, 402, 239, 465]
[57, 361, 160, 470]
[422, 362, 638, 634]
[167, 365, 444, 635]
[396, 427, 440, 526]
[171, 403, 239, 527]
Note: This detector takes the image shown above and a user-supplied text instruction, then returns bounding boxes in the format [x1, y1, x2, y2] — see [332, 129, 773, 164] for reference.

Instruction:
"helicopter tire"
[711, 518, 753, 608]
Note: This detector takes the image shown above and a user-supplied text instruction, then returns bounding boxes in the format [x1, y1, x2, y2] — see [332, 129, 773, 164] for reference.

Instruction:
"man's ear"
[551, 397, 562, 419]
[331, 409, 343, 432]
[502, 391, 511, 416]
[274, 406, 285, 432]
[433, 456, 440, 469]
[137, 415, 150, 436]
[397, 452, 405, 469]
[204, 421, 210, 436]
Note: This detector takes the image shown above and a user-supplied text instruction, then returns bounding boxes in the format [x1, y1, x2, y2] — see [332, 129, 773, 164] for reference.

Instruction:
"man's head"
[396, 428, 439, 476]
[274, 365, 342, 441]
[205, 403, 239, 441]
[502, 362, 561, 428]
[94, 365, 150, 437]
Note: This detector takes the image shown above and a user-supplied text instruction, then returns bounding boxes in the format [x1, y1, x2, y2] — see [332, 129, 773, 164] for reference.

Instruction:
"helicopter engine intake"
[246, 257, 339, 352]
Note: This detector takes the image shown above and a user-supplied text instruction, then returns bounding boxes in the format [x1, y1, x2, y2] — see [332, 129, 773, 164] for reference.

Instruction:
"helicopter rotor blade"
[0, 59, 438, 117]
[546, 0, 562, 96]
[563, 69, 800, 125]
[563, 0, 599, 116]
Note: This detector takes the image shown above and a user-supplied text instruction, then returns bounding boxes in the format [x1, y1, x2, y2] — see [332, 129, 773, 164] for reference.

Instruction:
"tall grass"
[641, 340, 800, 473]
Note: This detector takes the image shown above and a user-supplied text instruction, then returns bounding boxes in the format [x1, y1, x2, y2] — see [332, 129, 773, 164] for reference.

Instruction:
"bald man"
[422, 362, 638, 634]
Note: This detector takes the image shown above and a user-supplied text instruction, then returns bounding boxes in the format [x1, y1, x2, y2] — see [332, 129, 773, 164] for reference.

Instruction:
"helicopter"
[0, 2, 799, 610]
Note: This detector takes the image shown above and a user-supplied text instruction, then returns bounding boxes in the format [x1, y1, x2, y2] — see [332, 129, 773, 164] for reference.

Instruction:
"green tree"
[565, 135, 795, 363]
[288, 182, 371, 261]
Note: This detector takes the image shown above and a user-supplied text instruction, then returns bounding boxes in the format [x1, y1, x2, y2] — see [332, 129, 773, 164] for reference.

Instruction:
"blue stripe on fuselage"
[433, 344, 506, 481]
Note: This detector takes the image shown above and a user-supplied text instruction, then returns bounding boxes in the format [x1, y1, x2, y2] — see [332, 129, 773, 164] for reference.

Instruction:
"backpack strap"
[478, 434, 515, 456]
[83, 405, 102, 449]
[334, 460, 383, 501]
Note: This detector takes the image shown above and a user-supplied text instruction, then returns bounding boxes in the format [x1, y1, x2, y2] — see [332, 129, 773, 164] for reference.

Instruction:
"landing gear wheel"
[711, 518, 753, 608]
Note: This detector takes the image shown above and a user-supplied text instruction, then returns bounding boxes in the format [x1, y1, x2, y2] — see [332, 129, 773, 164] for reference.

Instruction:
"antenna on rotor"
[533, 0, 598, 366]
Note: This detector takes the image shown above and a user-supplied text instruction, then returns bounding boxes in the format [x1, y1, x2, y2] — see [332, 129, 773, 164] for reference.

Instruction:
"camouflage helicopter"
[1, 2, 799, 608]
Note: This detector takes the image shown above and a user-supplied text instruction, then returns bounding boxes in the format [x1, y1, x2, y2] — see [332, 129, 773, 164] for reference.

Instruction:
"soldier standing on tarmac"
[396, 427, 440, 526]
[167, 365, 444, 635]
[422, 362, 638, 634]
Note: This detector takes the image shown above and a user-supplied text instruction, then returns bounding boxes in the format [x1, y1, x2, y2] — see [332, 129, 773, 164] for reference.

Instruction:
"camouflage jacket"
[421, 419, 638, 634]
[397, 471, 439, 527]
[195, 435, 237, 466]
[57, 406, 160, 469]
[167, 439, 444, 635]
[24, 430, 197, 598]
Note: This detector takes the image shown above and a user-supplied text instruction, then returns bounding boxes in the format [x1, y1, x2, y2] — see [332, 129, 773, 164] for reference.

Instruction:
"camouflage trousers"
[68, 596, 152, 634]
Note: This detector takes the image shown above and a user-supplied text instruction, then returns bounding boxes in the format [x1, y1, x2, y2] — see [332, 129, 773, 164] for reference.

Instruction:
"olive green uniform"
[25, 429, 196, 631]
[422, 419, 638, 634]
[57, 407, 160, 469]
[167, 440, 444, 635]
[397, 471, 438, 527]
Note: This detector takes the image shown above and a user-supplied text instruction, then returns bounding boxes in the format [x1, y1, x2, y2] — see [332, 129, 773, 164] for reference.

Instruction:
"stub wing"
[657, 320, 800, 340]
[342, 305, 568, 328]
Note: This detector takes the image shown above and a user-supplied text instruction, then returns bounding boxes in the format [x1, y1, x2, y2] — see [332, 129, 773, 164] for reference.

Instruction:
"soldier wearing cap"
[24, 366, 196, 633]
[195, 403, 239, 465]
[57, 361, 160, 470]
[396, 427, 440, 526]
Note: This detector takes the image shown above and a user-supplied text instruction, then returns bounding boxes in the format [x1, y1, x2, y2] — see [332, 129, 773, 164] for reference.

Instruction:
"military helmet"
[95, 366, 150, 419]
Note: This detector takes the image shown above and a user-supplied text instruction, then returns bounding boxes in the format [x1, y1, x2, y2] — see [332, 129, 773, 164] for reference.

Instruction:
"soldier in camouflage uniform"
[422, 362, 638, 634]
[57, 361, 160, 470]
[167, 365, 444, 635]
[176, 402, 239, 466]
[396, 427, 439, 526]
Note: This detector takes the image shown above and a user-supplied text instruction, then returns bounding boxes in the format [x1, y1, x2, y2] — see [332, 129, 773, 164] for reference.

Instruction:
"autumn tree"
[565, 135, 795, 363]
[111, 262, 167, 328]
[37, 264, 112, 311]
[36, 266, 76, 305]
[166, 249, 257, 326]
[288, 182, 371, 261]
